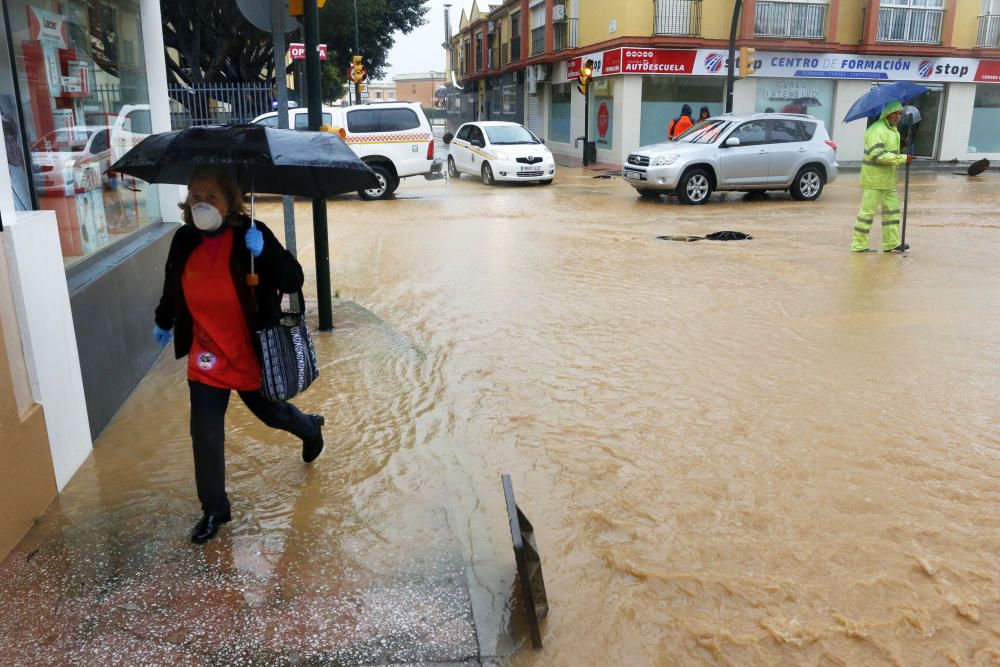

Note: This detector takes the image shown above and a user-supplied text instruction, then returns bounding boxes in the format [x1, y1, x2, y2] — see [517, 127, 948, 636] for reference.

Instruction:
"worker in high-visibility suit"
[851, 100, 913, 253]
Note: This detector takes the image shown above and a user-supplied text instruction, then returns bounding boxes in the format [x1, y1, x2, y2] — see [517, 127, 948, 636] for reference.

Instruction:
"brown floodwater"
[7, 166, 1000, 665]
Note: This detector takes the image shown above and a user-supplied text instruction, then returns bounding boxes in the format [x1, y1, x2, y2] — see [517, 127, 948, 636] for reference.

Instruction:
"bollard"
[502, 473, 549, 649]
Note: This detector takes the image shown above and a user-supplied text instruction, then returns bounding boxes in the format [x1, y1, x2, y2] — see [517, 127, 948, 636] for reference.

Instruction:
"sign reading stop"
[289, 43, 327, 61]
[597, 103, 609, 137]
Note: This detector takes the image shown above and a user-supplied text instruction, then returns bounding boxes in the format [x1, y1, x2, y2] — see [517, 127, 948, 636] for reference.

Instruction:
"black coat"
[154, 216, 304, 360]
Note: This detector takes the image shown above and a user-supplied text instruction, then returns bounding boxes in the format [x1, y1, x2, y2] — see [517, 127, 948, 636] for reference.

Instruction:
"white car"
[31, 126, 112, 195]
[252, 102, 442, 200]
[446, 121, 555, 185]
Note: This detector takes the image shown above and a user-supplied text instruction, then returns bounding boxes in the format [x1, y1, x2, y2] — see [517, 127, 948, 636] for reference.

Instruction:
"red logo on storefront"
[975, 60, 1000, 82]
[597, 103, 609, 137]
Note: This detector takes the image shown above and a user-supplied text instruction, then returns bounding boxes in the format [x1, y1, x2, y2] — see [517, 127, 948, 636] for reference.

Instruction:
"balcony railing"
[475, 45, 483, 71]
[877, 6, 944, 44]
[755, 1, 827, 39]
[654, 0, 702, 36]
[978, 14, 1000, 48]
[531, 26, 545, 56]
[488, 47, 498, 69]
[500, 42, 510, 66]
[511, 36, 521, 62]
[554, 18, 579, 51]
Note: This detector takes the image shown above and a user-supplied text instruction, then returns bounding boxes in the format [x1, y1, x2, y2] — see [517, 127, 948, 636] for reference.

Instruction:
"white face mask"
[191, 202, 223, 232]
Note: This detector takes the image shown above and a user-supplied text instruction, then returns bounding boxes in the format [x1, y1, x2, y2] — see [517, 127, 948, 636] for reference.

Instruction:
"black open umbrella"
[107, 124, 378, 198]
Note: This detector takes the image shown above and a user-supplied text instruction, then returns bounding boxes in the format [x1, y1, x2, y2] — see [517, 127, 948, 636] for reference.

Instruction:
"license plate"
[518, 165, 536, 172]
[624, 169, 645, 180]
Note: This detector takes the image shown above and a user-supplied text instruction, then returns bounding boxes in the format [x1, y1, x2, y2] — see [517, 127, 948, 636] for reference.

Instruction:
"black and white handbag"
[256, 292, 319, 402]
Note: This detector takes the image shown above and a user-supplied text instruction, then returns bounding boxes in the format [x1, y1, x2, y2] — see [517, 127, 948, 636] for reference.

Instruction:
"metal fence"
[978, 14, 1000, 48]
[167, 83, 274, 130]
[654, 0, 702, 36]
[755, 1, 827, 39]
[877, 6, 944, 44]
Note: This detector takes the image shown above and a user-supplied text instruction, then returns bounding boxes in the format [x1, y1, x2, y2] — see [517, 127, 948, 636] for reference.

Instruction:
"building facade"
[0, 0, 178, 559]
[450, 0, 1000, 165]
[393, 71, 446, 109]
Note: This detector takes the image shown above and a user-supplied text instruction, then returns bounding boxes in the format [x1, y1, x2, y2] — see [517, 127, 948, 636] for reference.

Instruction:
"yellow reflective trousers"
[852, 188, 901, 252]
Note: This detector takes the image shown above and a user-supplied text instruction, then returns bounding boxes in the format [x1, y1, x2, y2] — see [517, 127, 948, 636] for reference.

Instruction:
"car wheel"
[677, 168, 713, 205]
[790, 165, 824, 201]
[481, 162, 495, 185]
[387, 175, 401, 195]
[447, 156, 459, 179]
[636, 188, 659, 199]
[358, 165, 394, 201]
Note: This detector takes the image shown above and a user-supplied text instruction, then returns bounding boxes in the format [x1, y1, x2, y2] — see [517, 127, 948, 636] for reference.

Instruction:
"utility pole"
[725, 0, 743, 113]
[353, 0, 362, 104]
[303, 0, 333, 330]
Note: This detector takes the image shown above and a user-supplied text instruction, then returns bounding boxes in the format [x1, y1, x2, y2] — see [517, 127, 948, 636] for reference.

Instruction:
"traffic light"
[351, 55, 365, 83]
[289, 0, 326, 15]
[739, 47, 757, 78]
[577, 58, 594, 95]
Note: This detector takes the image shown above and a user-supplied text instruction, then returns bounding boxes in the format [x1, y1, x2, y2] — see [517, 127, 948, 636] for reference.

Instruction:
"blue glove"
[245, 227, 264, 258]
[153, 325, 172, 347]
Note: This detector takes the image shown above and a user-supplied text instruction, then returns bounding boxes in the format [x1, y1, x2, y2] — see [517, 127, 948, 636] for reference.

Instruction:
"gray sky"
[384, 0, 466, 78]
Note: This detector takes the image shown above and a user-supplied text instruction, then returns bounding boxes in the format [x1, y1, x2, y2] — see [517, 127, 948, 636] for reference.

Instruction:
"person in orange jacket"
[668, 104, 694, 140]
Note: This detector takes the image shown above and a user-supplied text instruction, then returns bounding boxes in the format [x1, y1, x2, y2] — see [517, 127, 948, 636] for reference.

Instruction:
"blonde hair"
[179, 166, 246, 227]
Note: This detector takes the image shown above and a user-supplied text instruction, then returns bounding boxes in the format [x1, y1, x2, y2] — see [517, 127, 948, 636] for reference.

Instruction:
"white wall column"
[832, 80, 871, 163]
[0, 114, 34, 417]
[938, 83, 978, 161]
[140, 0, 181, 221]
[4, 212, 92, 490]
[618, 75, 643, 161]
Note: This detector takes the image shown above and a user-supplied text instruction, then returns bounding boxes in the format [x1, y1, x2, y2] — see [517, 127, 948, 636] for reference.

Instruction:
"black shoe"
[302, 414, 325, 463]
[887, 243, 910, 253]
[191, 511, 231, 544]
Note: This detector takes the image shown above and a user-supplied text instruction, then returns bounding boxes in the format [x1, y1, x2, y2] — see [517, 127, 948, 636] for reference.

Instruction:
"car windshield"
[484, 125, 539, 145]
[675, 119, 734, 144]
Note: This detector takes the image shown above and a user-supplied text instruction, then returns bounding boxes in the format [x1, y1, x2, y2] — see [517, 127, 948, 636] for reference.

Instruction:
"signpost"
[289, 43, 327, 61]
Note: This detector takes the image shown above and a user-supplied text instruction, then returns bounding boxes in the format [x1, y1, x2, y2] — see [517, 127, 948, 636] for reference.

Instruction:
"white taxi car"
[447, 121, 555, 185]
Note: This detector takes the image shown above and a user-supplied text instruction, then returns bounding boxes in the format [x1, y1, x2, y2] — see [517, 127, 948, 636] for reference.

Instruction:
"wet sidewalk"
[0, 301, 519, 666]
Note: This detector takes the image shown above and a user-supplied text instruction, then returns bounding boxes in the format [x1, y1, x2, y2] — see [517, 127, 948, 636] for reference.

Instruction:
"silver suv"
[623, 113, 838, 205]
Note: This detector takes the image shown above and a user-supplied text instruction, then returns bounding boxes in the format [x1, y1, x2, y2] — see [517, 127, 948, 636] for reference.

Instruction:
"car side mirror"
[443, 132, 454, 144]
[472, 139, 484, 148]
[724, 137, 741, 147]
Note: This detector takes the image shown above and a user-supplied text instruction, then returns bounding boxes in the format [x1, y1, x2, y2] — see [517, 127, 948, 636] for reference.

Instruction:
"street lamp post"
[725, 0, 743, 113]
[353, 0, 362, 104]
[303, 0, 333, 330]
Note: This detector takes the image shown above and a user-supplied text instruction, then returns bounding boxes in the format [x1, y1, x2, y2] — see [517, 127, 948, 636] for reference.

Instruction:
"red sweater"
[181, 229, 261, 390]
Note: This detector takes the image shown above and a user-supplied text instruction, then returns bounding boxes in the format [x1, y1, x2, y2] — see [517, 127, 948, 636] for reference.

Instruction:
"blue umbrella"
[842, 81, 930, 123]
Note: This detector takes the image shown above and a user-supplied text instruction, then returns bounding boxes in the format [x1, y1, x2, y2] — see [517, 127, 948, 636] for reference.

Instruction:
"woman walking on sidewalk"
[152, 166, 324, 544]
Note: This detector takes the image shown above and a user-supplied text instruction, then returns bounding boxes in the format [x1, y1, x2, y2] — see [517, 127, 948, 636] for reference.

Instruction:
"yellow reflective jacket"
[860, 115, 908, 190]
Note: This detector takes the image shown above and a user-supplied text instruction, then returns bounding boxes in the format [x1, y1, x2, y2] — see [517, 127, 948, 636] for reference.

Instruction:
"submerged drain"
[657, 231, 753, 242]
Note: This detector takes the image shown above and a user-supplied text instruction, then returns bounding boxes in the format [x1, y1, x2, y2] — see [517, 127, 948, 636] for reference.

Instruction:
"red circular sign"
[597, 103, 609, 137]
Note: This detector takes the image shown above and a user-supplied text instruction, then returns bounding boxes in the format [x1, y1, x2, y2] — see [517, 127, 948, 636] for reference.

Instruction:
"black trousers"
[188, 380, 317, 515]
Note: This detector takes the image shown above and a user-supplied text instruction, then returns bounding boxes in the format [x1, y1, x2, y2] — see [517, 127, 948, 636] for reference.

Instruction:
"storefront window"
[755, 78, 834, 131]
[502, 84, 515, 114]
[1, 8, 32, 211]
[491, 84, 501, 115]
[6, 0, 160, 266]
[639, 76, 725, 147]
[549, 82, 571, 143]
[968, 85, 1000, 154]
[588, 78, 614, 150]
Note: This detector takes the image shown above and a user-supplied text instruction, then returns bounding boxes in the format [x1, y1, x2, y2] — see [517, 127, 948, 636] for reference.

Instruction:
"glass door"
[907, 82, 944, 158]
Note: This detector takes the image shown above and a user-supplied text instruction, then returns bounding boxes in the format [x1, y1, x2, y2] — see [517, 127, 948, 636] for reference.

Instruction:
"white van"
[252, 102, 442, 200]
